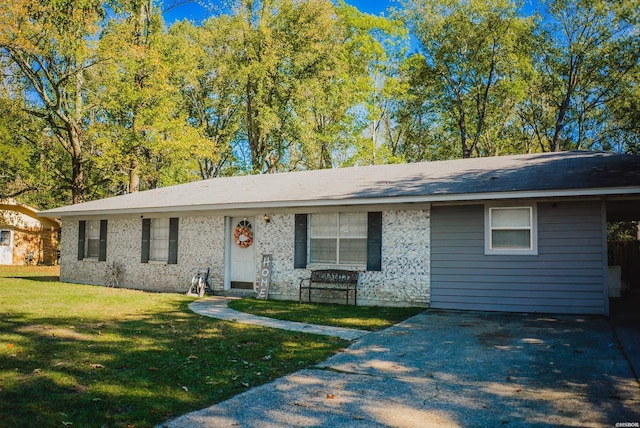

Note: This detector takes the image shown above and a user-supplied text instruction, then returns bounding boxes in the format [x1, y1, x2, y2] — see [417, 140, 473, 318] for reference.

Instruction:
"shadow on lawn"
[0, 299, 345, 427]
[6, 276, 60, 282]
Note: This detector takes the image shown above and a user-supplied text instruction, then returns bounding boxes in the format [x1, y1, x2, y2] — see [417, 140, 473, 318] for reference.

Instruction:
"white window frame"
[309, 212, 367, 266]
[84, 220, 100, 259]
[485, 204, 538, 255]
[150, 218, 170, 262]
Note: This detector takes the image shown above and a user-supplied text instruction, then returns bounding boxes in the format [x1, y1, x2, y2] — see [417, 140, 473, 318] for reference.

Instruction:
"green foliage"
[608, 222, 639, 241]
[0, 0, 110, 204]
[0, 92, 37, 199]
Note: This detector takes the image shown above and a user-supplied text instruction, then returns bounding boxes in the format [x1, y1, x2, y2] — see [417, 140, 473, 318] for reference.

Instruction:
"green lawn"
[0, 266, 348, 427]
[228, 298, 425, 331]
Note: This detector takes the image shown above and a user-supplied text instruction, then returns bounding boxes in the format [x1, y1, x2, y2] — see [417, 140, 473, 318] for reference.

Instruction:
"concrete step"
[216, 289, 256, 298]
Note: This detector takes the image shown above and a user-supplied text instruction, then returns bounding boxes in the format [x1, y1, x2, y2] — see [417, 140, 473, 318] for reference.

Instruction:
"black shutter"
[294, 214, 308, 268]
[77, 220, 86, 260]
[367, 212, 382, 271]
[98, 220, 108, 261]
[141, 218, 150, 263]
[168, 217, 179, 265]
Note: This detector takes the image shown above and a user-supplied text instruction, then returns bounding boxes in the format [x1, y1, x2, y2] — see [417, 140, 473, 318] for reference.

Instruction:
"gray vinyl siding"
[430, 201, 606, 314]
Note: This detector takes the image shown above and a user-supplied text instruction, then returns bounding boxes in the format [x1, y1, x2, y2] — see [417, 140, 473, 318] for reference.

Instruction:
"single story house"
[1, 200, 60, 265]
[40, 151, 640, 315]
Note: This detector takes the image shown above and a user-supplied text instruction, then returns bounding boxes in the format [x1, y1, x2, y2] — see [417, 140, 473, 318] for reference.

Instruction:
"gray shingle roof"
[40, 151, 640, 217]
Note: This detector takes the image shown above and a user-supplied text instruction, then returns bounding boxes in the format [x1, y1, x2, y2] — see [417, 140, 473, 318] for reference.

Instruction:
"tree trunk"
[69, 127, 85, 204]
[70, 73, 85, 204]
[129, 158, 140, 192]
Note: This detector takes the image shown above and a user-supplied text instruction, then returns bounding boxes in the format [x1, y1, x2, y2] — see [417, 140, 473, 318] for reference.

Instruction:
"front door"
[0, 230, 13, 265]
[230, 217, 255, 289]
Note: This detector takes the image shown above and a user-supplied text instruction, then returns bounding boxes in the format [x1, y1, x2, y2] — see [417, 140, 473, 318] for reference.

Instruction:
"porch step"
[217, 289, 256, 298]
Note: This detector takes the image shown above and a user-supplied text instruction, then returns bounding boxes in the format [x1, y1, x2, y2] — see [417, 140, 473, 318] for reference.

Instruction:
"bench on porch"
[299, 269, 360, 306]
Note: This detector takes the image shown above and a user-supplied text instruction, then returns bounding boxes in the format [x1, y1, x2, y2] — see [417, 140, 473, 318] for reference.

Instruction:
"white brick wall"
[61, 216, 225, 292]
[60, 208, 430, 307]
[255, 210, 430, 307]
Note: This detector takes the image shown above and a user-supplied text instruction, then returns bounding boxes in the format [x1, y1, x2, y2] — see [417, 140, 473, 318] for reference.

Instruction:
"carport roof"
[40, 150, 640, 217]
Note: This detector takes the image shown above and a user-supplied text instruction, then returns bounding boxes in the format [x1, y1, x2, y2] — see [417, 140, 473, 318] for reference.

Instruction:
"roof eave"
[37, 186, 640, 218]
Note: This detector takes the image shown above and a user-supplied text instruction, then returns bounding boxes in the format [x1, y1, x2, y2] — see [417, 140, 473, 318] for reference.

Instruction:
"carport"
[607, 198, 640, 317]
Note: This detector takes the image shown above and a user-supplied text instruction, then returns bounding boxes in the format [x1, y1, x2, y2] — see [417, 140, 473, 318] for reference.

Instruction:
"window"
[77, 220, 107, 261]
[310, 213, 367, 265]
[0, 230, 10, 246]
[141, 217, 178, 264]
[85, 220, 100, 258]
[485, 205, 537, 255]
[150, 218, 170, 261]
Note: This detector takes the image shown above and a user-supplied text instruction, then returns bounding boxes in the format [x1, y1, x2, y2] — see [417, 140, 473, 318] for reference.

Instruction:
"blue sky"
[163, 1, 396, 25]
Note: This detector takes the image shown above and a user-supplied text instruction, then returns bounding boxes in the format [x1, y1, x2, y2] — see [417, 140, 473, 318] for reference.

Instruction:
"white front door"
[0, 230, 14, 265]
[230, 217, 255, 289]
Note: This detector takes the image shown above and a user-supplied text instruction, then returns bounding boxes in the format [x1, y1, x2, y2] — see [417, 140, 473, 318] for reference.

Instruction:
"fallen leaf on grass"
[62, 422, 72, 426]
[92, 398, 101, 402]
[90, 363, 104, 369]
[182, 386, 188, 392]
[326, 394, 335, 399]
[188, 355, 198, 360]
[32, 368, 41, 374]
[6, 343, 13, 349]
[148, 367, 158, 371]
[241, 382, 249, 387]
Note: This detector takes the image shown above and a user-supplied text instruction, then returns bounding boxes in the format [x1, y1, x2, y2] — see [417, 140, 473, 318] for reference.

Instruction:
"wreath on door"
[233, 220, 253, 248]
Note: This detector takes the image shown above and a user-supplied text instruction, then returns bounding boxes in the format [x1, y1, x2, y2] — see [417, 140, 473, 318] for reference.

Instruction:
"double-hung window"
[85, 220, 101, 258]
[141, 217, 179, 264]
[150, 218, 170, 262]
[77, 220, 107, 261]
[485, 205, 537, 255]
[309, 213, 367, 265]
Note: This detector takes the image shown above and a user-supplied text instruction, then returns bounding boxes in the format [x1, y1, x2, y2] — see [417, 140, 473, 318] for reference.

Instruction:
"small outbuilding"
[1, 200, 60, 265]
[40, 151, 640, 315]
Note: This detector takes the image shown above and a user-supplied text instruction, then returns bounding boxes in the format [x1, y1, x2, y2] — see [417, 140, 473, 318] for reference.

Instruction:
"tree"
[167, 17, 243, 179]
[0, 75, 39, 199]
[519, 0, 639, 152]
[398, 0, 535, 158]
[90, 1, 209, 194]
[0, 0, 110, 203]
[231, 0, 340, 172]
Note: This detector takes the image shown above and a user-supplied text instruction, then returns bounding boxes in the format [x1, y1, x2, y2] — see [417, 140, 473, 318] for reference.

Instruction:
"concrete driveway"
[163, 310, 640, 427]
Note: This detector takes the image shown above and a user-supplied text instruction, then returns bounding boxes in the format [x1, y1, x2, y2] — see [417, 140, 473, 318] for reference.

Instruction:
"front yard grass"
[0, 266, 348, 427]
[228, 298, 425, 331]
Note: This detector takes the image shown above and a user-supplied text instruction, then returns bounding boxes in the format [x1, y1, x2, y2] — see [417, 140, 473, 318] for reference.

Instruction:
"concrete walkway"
[189, 297, 368, 341]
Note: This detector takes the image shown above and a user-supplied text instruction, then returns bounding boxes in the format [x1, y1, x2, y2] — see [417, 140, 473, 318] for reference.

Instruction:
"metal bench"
[299, 269, 359, 306]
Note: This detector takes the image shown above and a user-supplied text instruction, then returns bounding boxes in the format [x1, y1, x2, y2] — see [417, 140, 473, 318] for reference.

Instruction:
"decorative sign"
[233, 220, 253, 248]
[257, 254, 272, 300]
